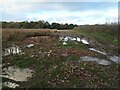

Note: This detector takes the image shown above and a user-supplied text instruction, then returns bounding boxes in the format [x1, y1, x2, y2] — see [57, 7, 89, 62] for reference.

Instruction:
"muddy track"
[2, 30, 119, 88]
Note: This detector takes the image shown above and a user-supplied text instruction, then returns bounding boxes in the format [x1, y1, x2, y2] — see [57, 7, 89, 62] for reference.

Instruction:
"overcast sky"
[0, 0, 118, 25]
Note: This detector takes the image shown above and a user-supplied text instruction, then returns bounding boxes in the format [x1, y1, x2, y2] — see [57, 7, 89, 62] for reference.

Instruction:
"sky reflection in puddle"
[2, 66, 33, 82]
[4, 82, 19, 88]
[59, 36, 89, 45]
[26, 44, 34, 48]
[3, 45, 22, 56]
[109, 56, 120, 64]
[97, 60, 111, 65]
[3, 44, 35, 56]
[80, 56, 111, 65]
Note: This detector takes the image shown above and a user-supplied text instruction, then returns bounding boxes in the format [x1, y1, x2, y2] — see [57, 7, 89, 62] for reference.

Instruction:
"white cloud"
[26, 8, 118, 25]
[0, 0, 119, 2]
[0, 2, 118, 25]
[1, 2, 34, 14]
[1, 2, 67, 14]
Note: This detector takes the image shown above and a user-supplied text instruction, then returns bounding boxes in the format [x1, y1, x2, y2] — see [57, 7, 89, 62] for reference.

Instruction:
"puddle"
[97, 60, 111, 65]
[4, 82, 19, 88]
[59, 36, 118, 65]
[71, 37, 76, 41]
[80, 56, 99, 62]
[76, 37, 81, 42]
[80, 56, 111, 65]
[89, 48, 107, 55]
[81, 39, 89, 44]
[59, 37, 64, 41]
[109, 56, 120, 63]
[64, 37, 69, 42]
[59, 37, 108, 56]
[3, 45, 22, 56]
[26, 44, 34, 48]
[59, 36, 89, 45]
[2, 66, 33, 82]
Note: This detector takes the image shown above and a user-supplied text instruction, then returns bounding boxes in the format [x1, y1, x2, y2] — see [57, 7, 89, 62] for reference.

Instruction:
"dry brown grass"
[2, 29, 75, 42]
[2, 29, 54, 42]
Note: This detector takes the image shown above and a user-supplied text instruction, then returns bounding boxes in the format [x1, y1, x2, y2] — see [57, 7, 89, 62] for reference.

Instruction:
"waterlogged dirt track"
[2, 30, 119, 88]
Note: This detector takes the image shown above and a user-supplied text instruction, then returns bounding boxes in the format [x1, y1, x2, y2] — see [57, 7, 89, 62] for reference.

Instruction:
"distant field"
[2, 29, 74, 43]
[74, 25, 119, 46]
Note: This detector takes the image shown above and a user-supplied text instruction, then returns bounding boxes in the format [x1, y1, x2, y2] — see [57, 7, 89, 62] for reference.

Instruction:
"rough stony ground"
[2, 30, 119, 88]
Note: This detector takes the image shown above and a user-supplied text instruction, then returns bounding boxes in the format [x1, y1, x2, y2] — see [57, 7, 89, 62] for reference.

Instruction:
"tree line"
[2, 21, 78, 29]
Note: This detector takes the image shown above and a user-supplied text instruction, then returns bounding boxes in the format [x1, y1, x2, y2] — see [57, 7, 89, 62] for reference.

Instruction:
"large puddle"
[2, 66, 33, 81]
[2, 66, 33, 88]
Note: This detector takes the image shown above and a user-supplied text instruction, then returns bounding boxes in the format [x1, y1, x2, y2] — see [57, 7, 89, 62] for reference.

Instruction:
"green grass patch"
[66, 55, 79, 61]
[76, 28, 119, 46]
[59, 41, 87, 50]
[82, 65, 109, 82]
[10, 54, 37, 68]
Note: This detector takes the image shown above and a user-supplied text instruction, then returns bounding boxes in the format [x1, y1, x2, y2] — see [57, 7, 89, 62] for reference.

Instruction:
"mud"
[2, 32, 119, 88]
